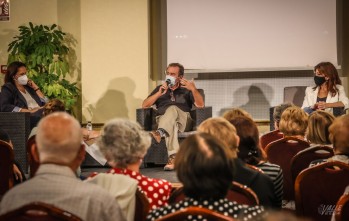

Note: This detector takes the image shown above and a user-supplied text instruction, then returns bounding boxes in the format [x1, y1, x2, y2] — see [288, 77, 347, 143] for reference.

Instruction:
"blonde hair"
[329, 114, 349, 155]
[279, 106, 308, 137]
[223, 108, 252, 122]
[197, 117, 239, 158]
[306, 111, 335, 145]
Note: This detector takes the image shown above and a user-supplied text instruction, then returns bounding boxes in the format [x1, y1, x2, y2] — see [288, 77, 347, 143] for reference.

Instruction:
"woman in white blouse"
[302, 62, 349, 115]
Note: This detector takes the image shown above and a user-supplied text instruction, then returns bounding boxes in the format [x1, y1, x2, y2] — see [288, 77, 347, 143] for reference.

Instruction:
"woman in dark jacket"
[0, 61, 47, 128]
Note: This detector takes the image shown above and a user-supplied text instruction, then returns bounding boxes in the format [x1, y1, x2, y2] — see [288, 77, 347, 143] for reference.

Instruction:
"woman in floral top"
[96, 119, 172, 209]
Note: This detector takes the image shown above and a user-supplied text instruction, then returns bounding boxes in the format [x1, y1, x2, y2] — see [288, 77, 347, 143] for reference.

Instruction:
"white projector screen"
[167, 0, 337, 72]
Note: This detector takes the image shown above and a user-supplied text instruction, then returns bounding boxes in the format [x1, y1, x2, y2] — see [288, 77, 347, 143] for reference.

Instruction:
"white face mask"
[17, 75, 28, 85]
[165, 75, 176, 87]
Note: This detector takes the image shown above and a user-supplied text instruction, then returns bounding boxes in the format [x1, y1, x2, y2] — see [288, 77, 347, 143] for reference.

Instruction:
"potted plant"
[7, 22, 80, 111]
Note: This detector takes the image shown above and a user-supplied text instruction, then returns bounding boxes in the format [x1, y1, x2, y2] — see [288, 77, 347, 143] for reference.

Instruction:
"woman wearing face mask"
[302, 62, 349, 115]
[0, 61, 47, 128]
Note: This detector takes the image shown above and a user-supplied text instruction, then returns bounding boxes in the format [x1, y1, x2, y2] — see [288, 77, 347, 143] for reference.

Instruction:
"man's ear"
[76, 144, 86, 163]
[30, 143, 40, 162]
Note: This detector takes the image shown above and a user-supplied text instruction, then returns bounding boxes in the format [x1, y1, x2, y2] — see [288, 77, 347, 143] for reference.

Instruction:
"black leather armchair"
[136, 89, 212, 165]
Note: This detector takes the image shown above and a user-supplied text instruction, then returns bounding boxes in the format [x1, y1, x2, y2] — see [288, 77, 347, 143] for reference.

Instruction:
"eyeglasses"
[170, 90, 175, 102]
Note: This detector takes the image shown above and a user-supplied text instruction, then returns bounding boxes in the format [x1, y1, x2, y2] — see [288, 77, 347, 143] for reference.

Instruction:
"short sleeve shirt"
[148, 86, 195, 115]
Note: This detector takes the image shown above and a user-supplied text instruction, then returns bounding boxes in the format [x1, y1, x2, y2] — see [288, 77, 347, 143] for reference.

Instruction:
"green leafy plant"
[7, 22, 79, 110]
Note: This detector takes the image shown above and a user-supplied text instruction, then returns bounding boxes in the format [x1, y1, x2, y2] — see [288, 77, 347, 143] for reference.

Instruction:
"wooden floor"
[81, 165, 179, 183]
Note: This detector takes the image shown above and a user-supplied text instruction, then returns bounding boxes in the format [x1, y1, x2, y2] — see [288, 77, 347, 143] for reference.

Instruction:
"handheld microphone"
[161, 79, 172, 93]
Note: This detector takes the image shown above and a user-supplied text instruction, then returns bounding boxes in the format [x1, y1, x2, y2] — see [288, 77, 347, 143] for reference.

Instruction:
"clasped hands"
[313, 101, 327, 110]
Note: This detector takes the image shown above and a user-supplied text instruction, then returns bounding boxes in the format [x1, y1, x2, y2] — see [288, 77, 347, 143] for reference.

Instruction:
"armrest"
[190, 107, 212, 130]
[333, 107, 345, 117]
[136, 108, 154, 131]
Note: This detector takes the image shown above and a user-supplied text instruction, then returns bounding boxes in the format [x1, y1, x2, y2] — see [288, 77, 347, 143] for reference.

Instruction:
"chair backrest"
[134, 188, 150, 221]
[334, 190, 349, 221]
[295, 161, 349, 221]
[0, 140, 14, 197]
[260, 130, 284, 150]
[291, 145, 334, 183]
[26, 135, 39, 178]
[283, 86, 307, 107]
[0, 201, 82, 221]
[168, 182, 259, 206]
[227, 181, 259, 205]
[265, 137, 310, 200]
[156, 206, 235, 221]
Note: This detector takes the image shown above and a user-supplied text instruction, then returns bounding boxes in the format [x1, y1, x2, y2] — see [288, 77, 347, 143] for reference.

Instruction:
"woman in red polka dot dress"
[96, 118, 172, 209]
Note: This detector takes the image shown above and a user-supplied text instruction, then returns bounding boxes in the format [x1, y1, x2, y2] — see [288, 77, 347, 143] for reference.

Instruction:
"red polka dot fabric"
[107, 168, 172, 209]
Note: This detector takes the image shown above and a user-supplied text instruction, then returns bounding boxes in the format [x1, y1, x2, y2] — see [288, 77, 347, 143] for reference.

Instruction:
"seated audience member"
[272, 103, 294, 131]
[302, 62, 349, 115]
[96, 118, 172, 209]
[147, 133, 267, 221]
[222, 107, 253, 121]
[0, 112, 125, 221]
[0, 61, 48, 129]
[197, 117, 279, 208]
[306, 110, 334, 148]
[279, 106, 309, 141]
[229, 116, 283, 208]
[28, 98, 66, 139]
[0, 128, 25, 185]
[310, 114, 349, 166]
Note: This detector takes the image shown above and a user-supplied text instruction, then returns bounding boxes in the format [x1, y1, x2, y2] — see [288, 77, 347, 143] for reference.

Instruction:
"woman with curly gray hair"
[97, 118, 172, 209]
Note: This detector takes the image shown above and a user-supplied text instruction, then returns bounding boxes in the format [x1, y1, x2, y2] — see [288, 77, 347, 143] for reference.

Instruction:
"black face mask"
[314, 76, 326, 86]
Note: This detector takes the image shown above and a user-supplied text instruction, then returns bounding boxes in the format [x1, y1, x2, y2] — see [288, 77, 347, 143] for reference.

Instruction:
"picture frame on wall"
[0, 0, 10, 22]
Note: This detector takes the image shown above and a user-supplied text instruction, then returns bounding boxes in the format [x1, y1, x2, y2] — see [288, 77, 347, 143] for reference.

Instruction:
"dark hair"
[229, 116, 265, 165]
[167, 63, 184, 76]
[43, 99, 66, 116]
[273, 103, 294, 128]
[5, 61, 26, 84]
[0, 128, 10, 143]
[175, 133, 234, 200]
[313, 62, 341, 97]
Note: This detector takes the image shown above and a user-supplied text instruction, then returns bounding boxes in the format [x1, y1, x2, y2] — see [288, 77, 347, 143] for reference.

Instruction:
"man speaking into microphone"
[142, 63, 204, 171]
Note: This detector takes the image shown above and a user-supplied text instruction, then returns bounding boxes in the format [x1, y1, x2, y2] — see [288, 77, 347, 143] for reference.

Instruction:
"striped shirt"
[256, 162, 283, 207]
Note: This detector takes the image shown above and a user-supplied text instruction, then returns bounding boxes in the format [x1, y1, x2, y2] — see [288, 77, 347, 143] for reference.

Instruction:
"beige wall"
[0, 0, 151, 124]
[80, 0, 150, 123]
[0, 0, 58, 84]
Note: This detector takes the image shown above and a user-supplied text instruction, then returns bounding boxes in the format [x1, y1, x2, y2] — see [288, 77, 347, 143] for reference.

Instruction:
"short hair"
[222, 108, 252, 122]
[5, 61, 26, 84]
[306, 111, 335, 145]
[197, 117, 239, 158]
[229, 116, 265, 165]
[43, 99, 66, 116]
[175, 133, 234, 200]
[273, 103, 294, 128]
[97, 119, 151, 168]
[329, 114, 349, 155]
[279, 106, 308, 137]
[36, 112, 82, 164]
[0, 128, 10, 143]
[167, 63, 184, 76]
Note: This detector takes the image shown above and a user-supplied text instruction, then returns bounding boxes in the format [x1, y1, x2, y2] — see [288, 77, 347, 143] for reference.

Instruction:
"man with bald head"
[0, 112, 125, 221]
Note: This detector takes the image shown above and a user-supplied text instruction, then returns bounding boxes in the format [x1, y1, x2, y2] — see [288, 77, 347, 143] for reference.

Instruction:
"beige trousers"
[156, 106, 193, 156]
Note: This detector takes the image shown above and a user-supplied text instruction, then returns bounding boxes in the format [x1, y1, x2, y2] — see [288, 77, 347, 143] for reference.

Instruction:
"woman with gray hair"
[96, 118, 172, 209]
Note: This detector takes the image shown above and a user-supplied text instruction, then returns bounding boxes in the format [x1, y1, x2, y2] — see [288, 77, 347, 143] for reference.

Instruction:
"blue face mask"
[165, 75, 176, 87]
